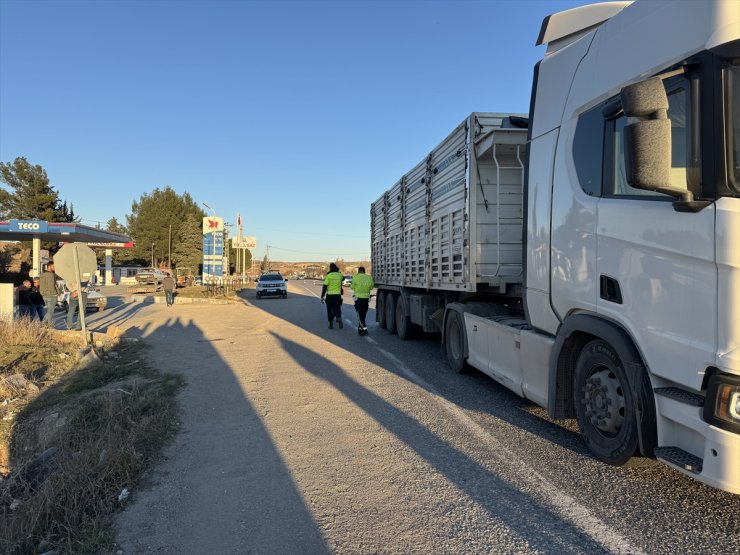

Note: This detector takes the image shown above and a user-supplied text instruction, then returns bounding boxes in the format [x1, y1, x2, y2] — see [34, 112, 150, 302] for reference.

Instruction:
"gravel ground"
[105, 282, 740, 554]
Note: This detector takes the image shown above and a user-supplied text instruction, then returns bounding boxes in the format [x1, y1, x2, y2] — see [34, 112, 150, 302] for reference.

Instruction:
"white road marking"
[368, 341, 643, 555]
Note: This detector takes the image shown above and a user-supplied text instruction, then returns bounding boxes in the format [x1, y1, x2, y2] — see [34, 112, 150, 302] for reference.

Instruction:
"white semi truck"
[370, 0, 740, 494]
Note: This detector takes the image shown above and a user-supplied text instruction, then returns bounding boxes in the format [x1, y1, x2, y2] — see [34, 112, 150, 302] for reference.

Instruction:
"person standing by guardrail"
[162, 272, 176, 307]
[16, 279, 33, 319]
[39, 263, 61, 326]
[66, 285, 87, 331]
[30, 277, 45, 320]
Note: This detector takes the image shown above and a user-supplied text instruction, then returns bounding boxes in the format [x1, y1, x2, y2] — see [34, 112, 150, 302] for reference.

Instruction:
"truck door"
[595, 74, 717, 389]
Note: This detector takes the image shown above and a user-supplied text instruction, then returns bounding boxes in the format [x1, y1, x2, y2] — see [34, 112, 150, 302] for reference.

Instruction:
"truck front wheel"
[574, 339, 640, 466]
[444, 311, 469, 373]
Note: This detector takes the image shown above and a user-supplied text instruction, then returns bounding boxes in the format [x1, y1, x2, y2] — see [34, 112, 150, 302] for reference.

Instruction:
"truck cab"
[524, 0, 740, 493]
[371, 0, 740, 494]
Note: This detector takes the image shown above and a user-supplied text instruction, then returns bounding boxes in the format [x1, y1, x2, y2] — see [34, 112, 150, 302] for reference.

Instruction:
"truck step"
[654, 387, 704, 407]
[655, 446, 703, 474]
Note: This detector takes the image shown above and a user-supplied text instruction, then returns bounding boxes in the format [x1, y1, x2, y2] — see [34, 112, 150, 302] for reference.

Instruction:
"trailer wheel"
[376, 291, 386, 327]
[445, 311, 469, 373]
[395, 295, 414, 340]
[574, 339, 641, 466]
[385, 292, 397, 334]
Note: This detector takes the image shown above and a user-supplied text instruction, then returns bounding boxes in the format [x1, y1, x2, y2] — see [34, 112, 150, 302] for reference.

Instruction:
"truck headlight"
[704, 373, 740, 433]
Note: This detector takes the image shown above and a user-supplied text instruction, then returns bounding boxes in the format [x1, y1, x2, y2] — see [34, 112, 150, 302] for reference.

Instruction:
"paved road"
[108, 281, 739, 554]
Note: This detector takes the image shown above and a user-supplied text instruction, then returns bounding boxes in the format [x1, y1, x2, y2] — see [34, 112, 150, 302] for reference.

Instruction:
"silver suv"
[256, 273, 287, 299]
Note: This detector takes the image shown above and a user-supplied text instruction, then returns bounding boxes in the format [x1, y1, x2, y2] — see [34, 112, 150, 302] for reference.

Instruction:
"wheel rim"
[581, 366, 626, 437]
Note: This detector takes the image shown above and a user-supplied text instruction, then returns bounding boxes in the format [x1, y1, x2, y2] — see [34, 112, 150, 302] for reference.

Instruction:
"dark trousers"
[325, 294, 342, 323]
[355, 298, 369, 327]
[165, 290, 175, 305]
[43, 295, 57, 325]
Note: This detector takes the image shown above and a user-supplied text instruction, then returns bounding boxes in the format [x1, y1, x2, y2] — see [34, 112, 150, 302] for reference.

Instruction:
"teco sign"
[9, 220, 48, 233]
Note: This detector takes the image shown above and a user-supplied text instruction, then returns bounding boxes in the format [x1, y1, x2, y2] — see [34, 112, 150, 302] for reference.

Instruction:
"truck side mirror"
[621, 77, 694, 203]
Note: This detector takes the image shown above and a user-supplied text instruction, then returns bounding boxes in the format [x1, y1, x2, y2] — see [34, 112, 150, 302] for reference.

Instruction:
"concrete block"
[0, 283, 14, 321]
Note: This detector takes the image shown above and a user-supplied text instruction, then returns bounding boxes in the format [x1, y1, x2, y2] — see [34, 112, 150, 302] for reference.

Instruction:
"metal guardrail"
[202, 277, 251, 298]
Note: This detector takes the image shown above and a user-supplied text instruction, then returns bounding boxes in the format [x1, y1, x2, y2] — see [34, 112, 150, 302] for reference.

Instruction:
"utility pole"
[168, 223, 172, 271]
[151, 242, 155, 268]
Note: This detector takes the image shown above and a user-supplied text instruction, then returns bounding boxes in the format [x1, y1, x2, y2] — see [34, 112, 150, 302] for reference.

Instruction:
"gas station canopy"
[0, 220, 131, 244]
[1, 219, 133, 280]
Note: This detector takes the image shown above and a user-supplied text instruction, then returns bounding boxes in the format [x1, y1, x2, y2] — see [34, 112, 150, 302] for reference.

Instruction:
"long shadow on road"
[116, 315, 328, 554]
[270, 331, 608, 554]
[244, 283, 589, 460]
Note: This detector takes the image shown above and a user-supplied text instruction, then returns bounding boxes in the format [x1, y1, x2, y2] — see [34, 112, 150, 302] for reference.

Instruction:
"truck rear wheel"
[444, 310, 469, 373]
[376, 291, 387, 327]
[574, 339, 641, 466]
[385, 292, 397, 334]
[395, 296, 414, 340]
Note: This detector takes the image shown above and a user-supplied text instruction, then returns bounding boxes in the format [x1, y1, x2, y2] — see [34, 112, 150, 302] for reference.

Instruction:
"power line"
[251, 226, 368, 239]
[268, 245, 370, 257]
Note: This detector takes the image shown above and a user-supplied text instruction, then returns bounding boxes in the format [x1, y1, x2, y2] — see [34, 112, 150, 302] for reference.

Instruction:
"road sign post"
[54, 243, 97, 345]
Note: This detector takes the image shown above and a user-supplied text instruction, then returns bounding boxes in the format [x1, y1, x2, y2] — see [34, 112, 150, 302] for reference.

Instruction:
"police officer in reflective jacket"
[321, 263, 344, 329]
[351, 266, 374, 335]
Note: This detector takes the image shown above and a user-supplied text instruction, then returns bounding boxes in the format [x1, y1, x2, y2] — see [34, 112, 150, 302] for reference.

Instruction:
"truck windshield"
[728, 62, 740, 192]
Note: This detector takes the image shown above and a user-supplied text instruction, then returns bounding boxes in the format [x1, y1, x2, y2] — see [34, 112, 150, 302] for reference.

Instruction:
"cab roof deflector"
[536, 2, 632, 48]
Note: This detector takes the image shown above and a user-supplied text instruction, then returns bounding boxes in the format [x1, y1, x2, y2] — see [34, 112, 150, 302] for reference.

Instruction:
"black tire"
[395, 295, 414, 340]
[444, 310, 469, 373]
[282, 292, 287, 299]
[376, 290, 387, 327]
[574, 339, 642, 466]
[385, 292, 397, 334]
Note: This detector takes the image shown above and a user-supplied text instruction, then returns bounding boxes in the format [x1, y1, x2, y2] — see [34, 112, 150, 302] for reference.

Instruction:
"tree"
[259, 254, 269, 273]
[125, 187, 204, 267]
[106, 217, 127, 235]
[171, 213, 203, 272]
[0, 157, 72, 221]
[0, 247, 12, 273]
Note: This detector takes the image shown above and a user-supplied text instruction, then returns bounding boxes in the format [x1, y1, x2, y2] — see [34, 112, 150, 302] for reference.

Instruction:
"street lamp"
[151, 242, 155, 268]
[223, 222, 233, 277]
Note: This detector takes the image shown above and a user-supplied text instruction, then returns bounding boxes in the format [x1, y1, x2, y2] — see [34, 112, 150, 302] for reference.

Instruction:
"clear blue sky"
[0, 0, 591, 262]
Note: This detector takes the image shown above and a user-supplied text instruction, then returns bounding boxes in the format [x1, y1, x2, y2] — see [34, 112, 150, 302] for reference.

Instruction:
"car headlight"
[704, 373, 740, 432]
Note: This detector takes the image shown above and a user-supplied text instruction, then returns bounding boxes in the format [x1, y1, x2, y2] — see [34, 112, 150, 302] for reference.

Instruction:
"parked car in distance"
[342, 275, 352, 287]
[256, 273, 287, 299]
[56, 280, 107, 312]
[135, 267, 167, 285]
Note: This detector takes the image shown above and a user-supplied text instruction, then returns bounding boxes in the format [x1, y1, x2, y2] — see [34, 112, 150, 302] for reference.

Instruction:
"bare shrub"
[0, 318, 55, 347]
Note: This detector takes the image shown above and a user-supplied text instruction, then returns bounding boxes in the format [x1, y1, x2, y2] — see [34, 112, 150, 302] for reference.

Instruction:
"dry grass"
[0, 321, 183, 554]
[0, 318, 57, 347]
